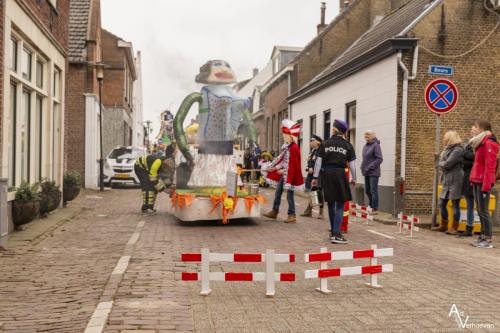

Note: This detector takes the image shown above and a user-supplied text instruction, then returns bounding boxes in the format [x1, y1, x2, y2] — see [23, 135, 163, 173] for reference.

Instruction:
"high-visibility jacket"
[136, 154, 164, 182]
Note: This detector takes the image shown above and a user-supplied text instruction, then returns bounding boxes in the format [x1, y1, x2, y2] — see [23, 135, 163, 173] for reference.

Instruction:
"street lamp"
[144, 120, 152, 153]
[96, 63, 105, 192]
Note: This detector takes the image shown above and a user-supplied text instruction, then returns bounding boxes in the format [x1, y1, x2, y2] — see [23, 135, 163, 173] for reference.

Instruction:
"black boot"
[458, 225, 473, 238]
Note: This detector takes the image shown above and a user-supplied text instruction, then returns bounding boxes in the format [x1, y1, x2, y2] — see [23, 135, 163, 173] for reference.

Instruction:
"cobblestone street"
[0, 188, 499, 332]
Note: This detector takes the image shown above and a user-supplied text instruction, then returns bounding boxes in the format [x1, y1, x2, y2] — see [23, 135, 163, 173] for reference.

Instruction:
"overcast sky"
[101, 0, 340, 136]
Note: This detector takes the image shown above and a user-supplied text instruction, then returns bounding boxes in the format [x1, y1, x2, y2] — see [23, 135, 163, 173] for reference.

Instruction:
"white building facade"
[132, 51, 144, 148]
[290, 55, 398, 212]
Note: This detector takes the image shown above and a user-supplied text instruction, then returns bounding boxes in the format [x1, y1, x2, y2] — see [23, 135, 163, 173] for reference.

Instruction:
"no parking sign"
[424, 79, 458, 114]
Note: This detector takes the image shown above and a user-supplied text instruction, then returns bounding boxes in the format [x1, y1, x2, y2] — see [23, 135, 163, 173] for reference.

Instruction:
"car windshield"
[109, 148, 145, 160]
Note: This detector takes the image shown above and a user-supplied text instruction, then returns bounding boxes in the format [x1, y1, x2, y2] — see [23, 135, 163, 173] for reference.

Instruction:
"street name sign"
[429, 65, 453, 76]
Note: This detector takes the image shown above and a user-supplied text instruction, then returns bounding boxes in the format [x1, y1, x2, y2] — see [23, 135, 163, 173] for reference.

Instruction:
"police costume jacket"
[266, 142, 304, 191]
[316, 135, 356, 203]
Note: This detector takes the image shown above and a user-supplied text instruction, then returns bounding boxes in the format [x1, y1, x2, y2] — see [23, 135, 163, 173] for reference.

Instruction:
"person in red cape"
[262, 119, 304, 223]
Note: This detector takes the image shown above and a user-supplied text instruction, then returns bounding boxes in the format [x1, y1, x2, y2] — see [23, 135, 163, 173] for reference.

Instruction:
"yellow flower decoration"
[223, 197, 234, 210]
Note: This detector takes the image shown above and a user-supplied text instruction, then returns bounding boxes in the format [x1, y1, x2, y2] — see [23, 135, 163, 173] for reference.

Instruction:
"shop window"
[8, 83, 17, 187]
[310, 115, 317, 138]
[36, 60, 44, 89]
[10, 38, 18, 71]
[22, 48, 32, 81]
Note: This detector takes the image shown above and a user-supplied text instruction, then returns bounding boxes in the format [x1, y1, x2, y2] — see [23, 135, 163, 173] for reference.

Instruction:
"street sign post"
[425, 79, 459, 227]
[429, 65, 453, 76]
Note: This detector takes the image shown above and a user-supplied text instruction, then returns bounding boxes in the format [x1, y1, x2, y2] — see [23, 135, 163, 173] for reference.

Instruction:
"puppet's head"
[195, 60, 236, 85]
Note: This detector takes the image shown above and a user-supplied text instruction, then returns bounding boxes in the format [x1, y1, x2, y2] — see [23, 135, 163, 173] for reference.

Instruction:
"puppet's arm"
[174, 92, 202, 164]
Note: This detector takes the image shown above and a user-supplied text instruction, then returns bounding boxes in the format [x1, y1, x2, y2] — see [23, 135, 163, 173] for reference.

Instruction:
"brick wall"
[64, 64, 87, 181]
[401, 0, 500, 213]
[22, 0, 70, 51]
[101, 29, 125, 108]
[263, 78, 289, 152]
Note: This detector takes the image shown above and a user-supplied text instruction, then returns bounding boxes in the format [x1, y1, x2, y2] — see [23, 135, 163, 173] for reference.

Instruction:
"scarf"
[469, 131, 491, 151]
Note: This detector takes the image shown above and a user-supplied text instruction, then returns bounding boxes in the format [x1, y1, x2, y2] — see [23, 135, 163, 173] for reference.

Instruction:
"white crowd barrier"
[304, 245, 393, 293]
[181, 248, 295, 297]
[349, 203, 374, 225]
[397, 213, 420, 238]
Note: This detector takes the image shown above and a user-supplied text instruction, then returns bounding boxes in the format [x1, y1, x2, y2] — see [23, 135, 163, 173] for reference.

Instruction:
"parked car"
[103, 146, 146, 187]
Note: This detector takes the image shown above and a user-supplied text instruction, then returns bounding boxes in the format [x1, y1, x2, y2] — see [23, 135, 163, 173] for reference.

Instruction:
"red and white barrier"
[181, 248, 295, 297]
[304, 245, 393, 293]
[350, 210, 374, 224]
[397, 213, 420, 238]
[350, 203, 373, 213]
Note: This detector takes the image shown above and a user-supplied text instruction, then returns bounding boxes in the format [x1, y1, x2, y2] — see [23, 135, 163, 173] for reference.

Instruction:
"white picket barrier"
[181, 248, 295, 297]
[304, 245, 393, 293]
[397, 213, 420, 238]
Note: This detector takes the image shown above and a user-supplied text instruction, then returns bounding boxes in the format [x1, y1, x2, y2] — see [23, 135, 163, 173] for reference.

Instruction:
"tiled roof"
[68, 0, 91, 62]
[291, 0, 442, 101]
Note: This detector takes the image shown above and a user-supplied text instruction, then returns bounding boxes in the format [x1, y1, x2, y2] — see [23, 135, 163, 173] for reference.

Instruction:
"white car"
[103, 146, 147, 187]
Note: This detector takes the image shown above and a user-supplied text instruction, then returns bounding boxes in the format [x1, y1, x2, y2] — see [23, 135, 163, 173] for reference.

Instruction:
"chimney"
[316, 2, 327, 35]
[253, 68, 259, 77]
[340, 0, 351, 12]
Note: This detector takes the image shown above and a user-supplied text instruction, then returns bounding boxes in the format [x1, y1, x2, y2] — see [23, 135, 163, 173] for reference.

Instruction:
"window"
[8, 84, 17, 187]
[35, 96, 43, 181]
[21, 90, 31, 182]
[10, 38, 18, 71]
[52, 102, 60, 181]
[323, 110, 331, 141]
[36, 60, 44, 88]
[53, 68, 60, 98]
[278, 111, 283, 147]
[310, 115, 317, 139]
[271, 115, 276, 151]
[297, 119, 303, 149]
[273, 57, 280, 74]
[22, 48, 32, 81]
[346, 102, 356, 148]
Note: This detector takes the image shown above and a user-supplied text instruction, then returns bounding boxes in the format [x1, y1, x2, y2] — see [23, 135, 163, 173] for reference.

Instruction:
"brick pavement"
[0, 188, 499, 332]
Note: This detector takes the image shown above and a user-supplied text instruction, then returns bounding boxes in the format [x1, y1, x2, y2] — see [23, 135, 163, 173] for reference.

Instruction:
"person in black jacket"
[301, 135, 324, 218]
[458, 125, 480, 237]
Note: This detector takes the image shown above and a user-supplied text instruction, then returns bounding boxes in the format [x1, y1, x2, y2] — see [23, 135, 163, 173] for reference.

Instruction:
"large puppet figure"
[174, 60, 257, 188]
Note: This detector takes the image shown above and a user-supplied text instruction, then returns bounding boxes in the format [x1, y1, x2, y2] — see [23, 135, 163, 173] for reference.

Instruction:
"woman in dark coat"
[458, 125, 479, 237]
[432, 131, 464, 234]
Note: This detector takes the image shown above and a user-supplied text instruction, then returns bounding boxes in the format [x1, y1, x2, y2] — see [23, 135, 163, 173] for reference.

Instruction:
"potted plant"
[63, 171, 81, 205]
[39, 179, 62, 217]
[12, 181, 40, 228]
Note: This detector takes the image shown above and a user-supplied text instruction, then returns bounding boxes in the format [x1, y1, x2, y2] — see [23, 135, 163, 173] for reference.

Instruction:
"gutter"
[397, 45, 419, 180]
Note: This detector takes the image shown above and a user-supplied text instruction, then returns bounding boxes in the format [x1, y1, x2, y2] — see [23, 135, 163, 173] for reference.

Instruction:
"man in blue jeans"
[271, 178, 295, 217]
[360, 130, 383, 213]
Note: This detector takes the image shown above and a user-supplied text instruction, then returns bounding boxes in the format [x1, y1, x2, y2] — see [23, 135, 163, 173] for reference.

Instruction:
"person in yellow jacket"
[134, 144, 176, 213]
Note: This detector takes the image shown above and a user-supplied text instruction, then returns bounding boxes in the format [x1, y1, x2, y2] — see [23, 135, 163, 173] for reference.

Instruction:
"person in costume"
[134, 144, 176, 213]
[312, 119, 356, 244]
[173, 60, 257, 188]
[301, 135, 324, 219]
[262, 119, 304, 223]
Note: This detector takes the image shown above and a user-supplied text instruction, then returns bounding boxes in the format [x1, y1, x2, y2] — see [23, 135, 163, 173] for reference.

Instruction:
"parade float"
[168, 60, 264, 223]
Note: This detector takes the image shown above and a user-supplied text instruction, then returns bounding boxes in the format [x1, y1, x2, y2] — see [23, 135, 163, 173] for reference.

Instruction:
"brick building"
[0, 0, 69, 233]
[259, 46, 302, 152]
[65, 0, 103, 188]
[260, 0, 408, 153]
[100, 28, 136, 158]
[288, 0, 500, 215]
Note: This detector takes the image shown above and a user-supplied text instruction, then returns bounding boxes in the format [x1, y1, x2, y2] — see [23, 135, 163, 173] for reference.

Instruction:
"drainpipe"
[396, 45, 419, 180]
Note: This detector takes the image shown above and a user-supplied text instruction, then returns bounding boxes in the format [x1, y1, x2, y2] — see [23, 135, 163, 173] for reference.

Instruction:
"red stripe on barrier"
[182, 272, 199, 281]
[280, 273, 296, 281]
[289, 254, 296, 263]
[234, 254, 262, 262]
[362, 265, 383, 274]
[318, 268, 341, 278]
[225, 272, 254, 281]
[308, 252, 332, 262]
[353, 249, 374, 259]
[181, 253, 201, 262]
